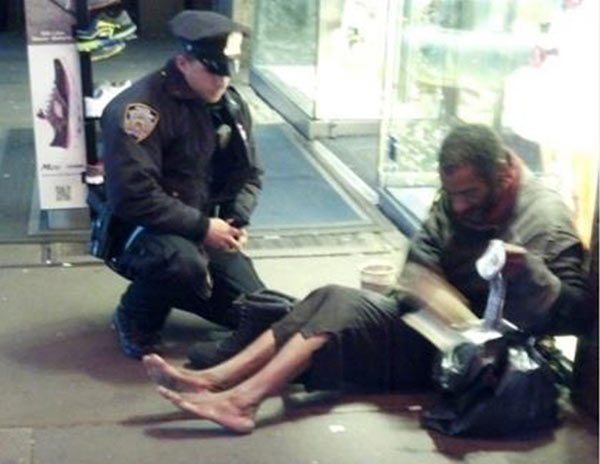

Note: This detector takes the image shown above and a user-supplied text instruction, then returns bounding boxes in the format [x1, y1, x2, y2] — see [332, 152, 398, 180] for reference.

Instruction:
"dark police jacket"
[407, 172, 591, 336]
[99, 59, 263, 247]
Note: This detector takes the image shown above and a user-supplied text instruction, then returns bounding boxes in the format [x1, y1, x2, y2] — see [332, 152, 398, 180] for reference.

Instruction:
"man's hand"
[204, 218, 245, 252]
[398, 262, 477, 326]
[502, 242, 527, 276]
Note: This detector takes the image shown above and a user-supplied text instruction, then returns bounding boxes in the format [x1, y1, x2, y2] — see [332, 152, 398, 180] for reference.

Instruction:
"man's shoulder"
[99, 71, 171, 146]
[518, 175, 568, 210]
[516, 175, 578, 233]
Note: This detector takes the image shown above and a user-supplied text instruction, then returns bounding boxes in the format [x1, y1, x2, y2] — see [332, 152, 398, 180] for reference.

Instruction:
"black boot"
[111, 304, 165, 360]
[187, 289, 296, 369]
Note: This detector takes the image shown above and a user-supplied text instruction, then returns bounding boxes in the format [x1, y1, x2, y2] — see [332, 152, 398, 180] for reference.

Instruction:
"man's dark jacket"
[100, 59, 262, 246]
[408, 171, 591, 336]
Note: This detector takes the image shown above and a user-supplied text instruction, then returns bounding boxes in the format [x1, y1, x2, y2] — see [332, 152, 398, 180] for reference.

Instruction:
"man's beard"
[455, 191, 497, 228]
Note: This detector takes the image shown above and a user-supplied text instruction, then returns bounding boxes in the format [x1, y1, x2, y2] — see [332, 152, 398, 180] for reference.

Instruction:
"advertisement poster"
[25, 0, 76, 45]
[25, 0, 87, 209]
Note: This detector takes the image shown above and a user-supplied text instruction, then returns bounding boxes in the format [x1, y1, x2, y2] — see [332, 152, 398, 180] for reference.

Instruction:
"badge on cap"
[223, 31, 243, 58]
[123, 103, 159, 143]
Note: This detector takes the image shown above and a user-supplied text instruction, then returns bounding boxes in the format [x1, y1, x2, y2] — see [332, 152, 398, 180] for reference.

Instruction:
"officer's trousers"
[113, 231, 265, 331]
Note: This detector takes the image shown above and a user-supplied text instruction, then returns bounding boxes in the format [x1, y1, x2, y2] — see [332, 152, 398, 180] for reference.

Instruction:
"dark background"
[0, 0, 231, 35]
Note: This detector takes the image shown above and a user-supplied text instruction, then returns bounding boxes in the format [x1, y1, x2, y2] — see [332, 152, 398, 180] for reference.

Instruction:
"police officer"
[98, 10, 280, 361]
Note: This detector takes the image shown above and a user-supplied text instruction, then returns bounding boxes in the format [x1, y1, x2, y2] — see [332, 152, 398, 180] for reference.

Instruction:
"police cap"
[169, 10, 249, 76]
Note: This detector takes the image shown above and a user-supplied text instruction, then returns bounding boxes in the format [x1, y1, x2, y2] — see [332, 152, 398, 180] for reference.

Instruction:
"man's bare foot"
[157, 386, 257, 434]
[143, 354, 219, 393]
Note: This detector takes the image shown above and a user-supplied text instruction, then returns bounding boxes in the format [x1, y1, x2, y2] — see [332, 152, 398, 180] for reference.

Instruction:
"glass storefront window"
[252, 0, 319, 117]
[251, 0, 389, 138]
[380, 0, 599, 244]
[314, 0, 388, 120]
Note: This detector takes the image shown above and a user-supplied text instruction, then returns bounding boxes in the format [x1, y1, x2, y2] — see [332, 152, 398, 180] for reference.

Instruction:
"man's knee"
[119, 233, 209, 284]
[307, 284, 358, 302]
[151, 236, 212, 302]
[167, 248, 209, 283]
[208, 249, 264, 293]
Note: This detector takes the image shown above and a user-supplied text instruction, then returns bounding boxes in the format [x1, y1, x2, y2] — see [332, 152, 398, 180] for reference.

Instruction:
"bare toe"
[143, 355, 180, 390]
[143, 355, 211, 393]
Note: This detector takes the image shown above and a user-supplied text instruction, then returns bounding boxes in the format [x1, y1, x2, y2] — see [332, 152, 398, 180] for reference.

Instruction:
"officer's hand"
[229, 221, 248, 248]
[204, 218, 243, 252]
[222, 218, 248, 248]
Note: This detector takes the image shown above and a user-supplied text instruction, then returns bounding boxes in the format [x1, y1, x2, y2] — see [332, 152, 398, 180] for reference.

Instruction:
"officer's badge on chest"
[123, 103, 159, 143]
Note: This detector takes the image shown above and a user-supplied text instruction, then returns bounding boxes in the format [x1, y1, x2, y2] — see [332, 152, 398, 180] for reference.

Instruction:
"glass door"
[251, 0, 390, 139]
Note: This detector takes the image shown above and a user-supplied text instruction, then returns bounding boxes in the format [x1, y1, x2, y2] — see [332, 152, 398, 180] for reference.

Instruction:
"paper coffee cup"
[360, 261, 397, 294]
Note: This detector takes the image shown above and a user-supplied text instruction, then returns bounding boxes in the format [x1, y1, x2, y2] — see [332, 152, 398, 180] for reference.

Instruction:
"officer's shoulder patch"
[123, 103, 159, 143]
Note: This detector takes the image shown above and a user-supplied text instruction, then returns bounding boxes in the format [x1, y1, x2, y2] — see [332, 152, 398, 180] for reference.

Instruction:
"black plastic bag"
[421, 332, 559, 437]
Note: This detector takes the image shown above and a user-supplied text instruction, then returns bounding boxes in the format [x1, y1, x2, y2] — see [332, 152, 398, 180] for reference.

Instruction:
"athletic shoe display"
[36, 58, 70, 148]
[89, 39, 127, 61]
[85, 79, 131, 118]
[76, 10, 137, 42]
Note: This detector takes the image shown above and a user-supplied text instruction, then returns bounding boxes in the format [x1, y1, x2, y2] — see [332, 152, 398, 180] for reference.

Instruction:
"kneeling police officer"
[91, 10, 287, 366]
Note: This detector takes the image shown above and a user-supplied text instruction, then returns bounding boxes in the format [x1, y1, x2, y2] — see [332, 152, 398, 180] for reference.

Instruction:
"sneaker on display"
[76, 9, 137, 42]
[36, 58, 70, 148]
[85, 80, 131, 118]
[76, 33, 135, 53]
[90, 40, 127, 62]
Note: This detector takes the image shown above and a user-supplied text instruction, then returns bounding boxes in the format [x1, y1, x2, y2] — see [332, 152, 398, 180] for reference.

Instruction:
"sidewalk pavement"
[0, 234, 598, 464]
